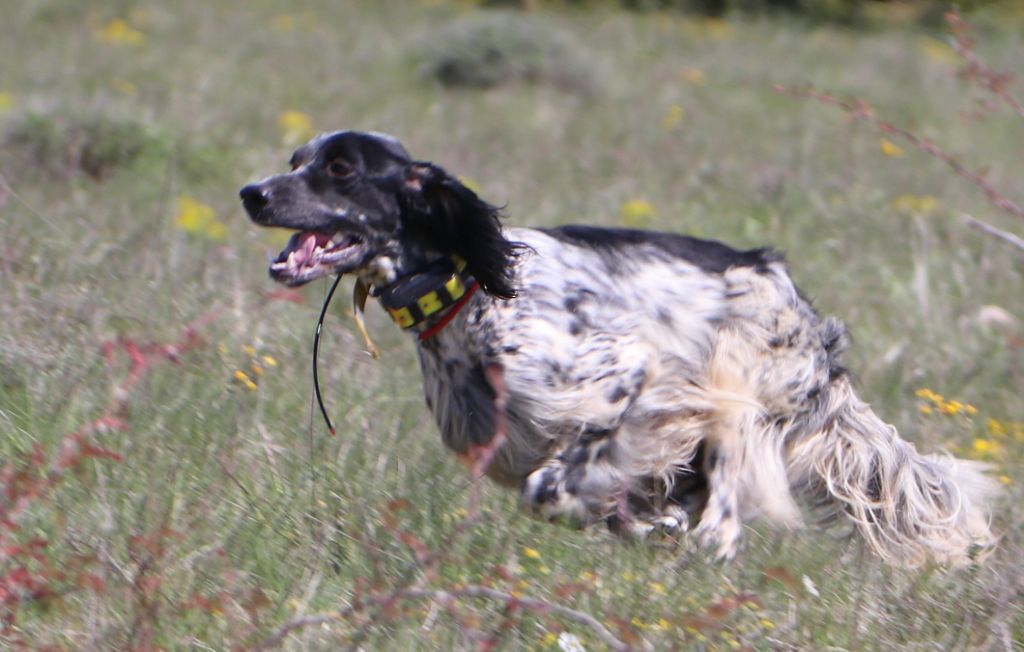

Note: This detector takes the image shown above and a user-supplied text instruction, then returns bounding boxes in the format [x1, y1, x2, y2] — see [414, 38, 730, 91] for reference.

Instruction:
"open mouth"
[269, 230, 366, 286]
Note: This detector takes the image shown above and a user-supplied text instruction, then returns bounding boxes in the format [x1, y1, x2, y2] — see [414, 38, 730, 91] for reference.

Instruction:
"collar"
[376, 256, 478, 340]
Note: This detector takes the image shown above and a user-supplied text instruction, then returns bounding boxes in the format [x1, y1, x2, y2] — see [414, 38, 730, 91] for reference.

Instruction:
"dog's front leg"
[521, 426, 625, 527]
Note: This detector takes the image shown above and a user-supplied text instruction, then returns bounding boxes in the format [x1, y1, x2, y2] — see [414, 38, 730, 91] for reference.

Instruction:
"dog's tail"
[787, 377, 999, 566]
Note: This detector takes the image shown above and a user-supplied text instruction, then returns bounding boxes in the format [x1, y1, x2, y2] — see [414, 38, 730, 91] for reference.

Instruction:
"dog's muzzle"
[239, 184, 270, 223]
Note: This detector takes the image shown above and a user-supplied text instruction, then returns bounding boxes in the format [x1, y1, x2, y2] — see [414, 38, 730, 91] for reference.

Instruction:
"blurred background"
[2, 1, 1022, 649]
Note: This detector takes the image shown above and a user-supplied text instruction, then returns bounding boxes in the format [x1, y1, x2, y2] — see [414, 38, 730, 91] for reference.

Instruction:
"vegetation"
[2, 1, 1022, 649]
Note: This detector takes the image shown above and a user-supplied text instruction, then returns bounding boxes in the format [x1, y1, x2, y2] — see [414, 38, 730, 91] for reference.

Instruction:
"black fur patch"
[542, 225, 781, 274]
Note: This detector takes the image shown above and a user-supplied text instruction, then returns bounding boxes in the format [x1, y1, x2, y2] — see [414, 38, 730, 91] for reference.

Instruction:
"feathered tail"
[787, 378, 998, 566]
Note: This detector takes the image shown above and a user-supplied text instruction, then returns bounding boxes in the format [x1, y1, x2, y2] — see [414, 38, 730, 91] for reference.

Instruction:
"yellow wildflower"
[680, 67, 705, 85]
[621, 570, 636, 581]
[205, 220, 228, 241]
[262, 355, 279, 367]
[95, 19, 145, 47]
[915, 388, 939, 401]
[250, 362, 264, 376]
[269, 14, 296, 31]
[0, 92, 14, 113]
[986, 418, 1007, 437]
[656, 617, 671, 630]
[175, 196, 227, 242]
[243, 345, 257, 356]
[174, 197, 208, 232]
[111, 79, 138, 96]
[941, 400, 964, 416]
[999, 475, 1012, 485]
[620, 199, 656, 228]
[918, 404, 933, 416]
[541, 631, 559, 647]
[661, 104, 686, 131]
[631, 616, 648, 629]
[918, 37, 956, 64]
[649, 581, 667, 595]
[702, 18, 734, 41]
[278, 110, 316, 147]
[234, 370, 258, 391]
[972, 438, 1000, 456]
[880, 138, 905, 158]
[760, 618, 776, 630]
[891, 194, 940, 215]
[523, 547, 541, 559]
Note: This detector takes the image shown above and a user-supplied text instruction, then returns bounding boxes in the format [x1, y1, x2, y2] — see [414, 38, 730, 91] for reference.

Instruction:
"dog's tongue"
[289, 232, 326, 266]
[298, 232, 317, 264]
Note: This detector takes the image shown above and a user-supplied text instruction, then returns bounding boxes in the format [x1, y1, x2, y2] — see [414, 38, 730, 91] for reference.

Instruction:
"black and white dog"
[241, 130, 996, 566]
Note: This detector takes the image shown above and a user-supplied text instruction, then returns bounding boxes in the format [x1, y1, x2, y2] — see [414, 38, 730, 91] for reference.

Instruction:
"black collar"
[377, 256, 476, 332]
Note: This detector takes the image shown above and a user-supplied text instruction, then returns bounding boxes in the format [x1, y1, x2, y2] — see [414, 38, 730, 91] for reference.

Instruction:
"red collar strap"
[418, 280, 479, 341]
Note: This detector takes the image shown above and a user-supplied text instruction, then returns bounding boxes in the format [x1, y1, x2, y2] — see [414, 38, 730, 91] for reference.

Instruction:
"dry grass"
[1, 1, 1022, 649]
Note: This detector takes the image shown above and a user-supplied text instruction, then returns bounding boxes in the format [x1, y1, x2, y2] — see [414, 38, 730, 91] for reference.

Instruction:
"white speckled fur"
[416, 228, 998, 566]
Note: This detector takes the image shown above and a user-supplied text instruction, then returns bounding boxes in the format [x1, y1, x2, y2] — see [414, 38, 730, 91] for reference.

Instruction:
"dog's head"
[240, 130, 520, 298]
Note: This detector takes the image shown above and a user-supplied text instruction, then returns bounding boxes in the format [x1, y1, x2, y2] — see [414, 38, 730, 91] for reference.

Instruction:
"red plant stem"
[946, 10, 1024, 121]
[773, 85, 1024, 221]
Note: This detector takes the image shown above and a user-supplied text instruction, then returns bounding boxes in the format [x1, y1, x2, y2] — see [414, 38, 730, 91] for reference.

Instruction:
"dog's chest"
[413, 295, 553, 485]
[415, 317, 499, 454]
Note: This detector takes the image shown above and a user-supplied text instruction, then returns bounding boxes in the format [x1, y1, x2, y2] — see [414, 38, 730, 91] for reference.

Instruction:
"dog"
[241, 130, 997, 566]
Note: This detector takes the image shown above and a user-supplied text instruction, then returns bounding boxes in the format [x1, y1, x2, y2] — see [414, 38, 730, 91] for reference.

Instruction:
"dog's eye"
[327, 159, 355, 179]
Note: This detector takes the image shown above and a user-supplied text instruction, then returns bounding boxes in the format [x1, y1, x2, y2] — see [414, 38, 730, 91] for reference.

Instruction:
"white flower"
[802, 574, 820, 598]
[558, 631, 587, 652]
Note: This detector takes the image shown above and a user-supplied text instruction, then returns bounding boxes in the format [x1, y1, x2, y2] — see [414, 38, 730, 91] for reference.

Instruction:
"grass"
[2, 1, 1023, 649]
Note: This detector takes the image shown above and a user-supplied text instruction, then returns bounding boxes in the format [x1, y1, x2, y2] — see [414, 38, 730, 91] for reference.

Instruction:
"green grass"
[2, 1, 1023, 649]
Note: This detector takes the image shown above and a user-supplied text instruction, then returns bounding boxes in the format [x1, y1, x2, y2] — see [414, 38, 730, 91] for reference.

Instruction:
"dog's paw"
[653, 506, 690, 534]
[523, 465, 562, 507]
[608, 505, 689, 540]
[522, 465, 589, 526]
[694, 518, 741, 560]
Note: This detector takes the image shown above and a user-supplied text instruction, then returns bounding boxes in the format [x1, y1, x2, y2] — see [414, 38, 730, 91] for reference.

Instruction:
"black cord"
[313, 272, 344, 435]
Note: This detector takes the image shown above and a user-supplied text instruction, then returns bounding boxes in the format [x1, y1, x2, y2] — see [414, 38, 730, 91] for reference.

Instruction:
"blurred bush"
[417, 11, 602, 93]
[1, 109, 156, 180]
[0, 107, 226, 185]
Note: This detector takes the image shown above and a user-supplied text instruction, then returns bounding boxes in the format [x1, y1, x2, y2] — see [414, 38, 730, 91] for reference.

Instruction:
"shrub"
[416, 11, 602, 94]
[0, 108, 155, 181]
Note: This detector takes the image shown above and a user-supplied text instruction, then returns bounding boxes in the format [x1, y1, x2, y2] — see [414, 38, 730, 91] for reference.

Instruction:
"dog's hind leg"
[692, 407, 748, 559]
[694, 328, 805, 559]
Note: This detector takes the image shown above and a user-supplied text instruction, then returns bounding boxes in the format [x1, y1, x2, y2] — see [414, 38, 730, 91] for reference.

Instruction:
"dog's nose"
[239, 184, 269, 219]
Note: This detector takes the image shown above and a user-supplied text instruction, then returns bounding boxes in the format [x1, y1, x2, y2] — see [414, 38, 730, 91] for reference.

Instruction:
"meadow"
[1, 1, 1022, 649]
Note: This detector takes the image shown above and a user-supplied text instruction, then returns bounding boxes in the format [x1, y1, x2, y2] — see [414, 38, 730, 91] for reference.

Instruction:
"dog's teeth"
[287, 251, 298, 268]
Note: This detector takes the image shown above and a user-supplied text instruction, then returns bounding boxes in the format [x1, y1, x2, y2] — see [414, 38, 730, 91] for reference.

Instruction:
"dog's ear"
[401, 162, 521, 299]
